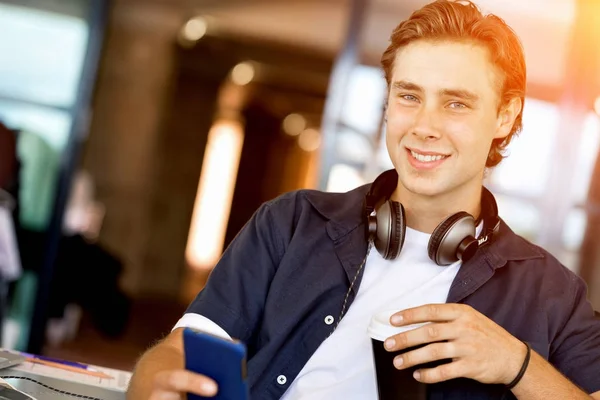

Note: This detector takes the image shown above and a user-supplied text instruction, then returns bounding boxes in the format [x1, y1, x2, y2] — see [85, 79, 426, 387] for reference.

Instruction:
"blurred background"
[0, 0, 599, 372]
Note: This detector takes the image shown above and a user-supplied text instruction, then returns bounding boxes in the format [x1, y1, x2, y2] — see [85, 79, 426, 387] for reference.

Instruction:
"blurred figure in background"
[0, 122, 22, 335]
[0, 122, 18, 197]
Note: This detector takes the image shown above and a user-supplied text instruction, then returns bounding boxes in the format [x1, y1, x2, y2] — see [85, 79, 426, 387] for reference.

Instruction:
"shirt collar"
[304, 183, 543, 264]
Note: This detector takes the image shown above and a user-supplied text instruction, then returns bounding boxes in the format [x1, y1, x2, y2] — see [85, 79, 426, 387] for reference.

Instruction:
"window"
[0, 2, 88, 152]
[487, 98, 560, 197]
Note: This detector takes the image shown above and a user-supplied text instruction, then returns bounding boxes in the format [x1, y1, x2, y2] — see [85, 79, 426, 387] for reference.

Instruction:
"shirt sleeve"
[172, 313, 232, 340]
[184, 200, 285, 344]
[549, 273, 600, 394]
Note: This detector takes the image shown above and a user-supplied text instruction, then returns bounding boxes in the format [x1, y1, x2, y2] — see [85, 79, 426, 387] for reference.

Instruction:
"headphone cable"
[334, 242, 373, 331]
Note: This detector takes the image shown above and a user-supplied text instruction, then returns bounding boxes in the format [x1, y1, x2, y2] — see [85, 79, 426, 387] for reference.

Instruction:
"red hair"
[381, 0, 526, 167]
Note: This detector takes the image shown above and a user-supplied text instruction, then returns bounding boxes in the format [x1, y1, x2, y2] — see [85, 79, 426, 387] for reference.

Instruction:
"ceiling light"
[298, 128, 321, 152]
[230, 62, 255, 86]
[282, 114, 306, 136]
[182, 17, 207, 41]
[594, 96, 600, 116]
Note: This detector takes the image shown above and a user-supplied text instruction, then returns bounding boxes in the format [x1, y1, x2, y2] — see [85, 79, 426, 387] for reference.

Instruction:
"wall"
[81, 0, 187, 298]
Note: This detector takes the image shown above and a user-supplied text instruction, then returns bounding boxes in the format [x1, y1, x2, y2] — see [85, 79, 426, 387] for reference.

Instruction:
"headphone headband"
[478, 186, 500, 245]
[364, 169, 398, 215]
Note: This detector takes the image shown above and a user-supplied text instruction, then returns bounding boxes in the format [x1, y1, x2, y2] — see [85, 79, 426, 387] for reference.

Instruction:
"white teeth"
[411, 150, 446, 162]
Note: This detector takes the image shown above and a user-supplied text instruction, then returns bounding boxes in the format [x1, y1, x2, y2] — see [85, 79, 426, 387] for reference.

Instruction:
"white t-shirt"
[173, 226, 465, 399]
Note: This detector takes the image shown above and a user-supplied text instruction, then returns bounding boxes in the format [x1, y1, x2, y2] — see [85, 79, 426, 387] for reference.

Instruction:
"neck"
[391, 184, 482, 234]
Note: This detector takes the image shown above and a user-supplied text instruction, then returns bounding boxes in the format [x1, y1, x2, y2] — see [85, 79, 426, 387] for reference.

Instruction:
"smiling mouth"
[408, 149, 449, 163]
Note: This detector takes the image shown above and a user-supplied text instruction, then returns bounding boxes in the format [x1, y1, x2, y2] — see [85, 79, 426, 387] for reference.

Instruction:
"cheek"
[447, 119, 496, 157]
[385, 120, 410, 156]
[385, 108, 413, 138]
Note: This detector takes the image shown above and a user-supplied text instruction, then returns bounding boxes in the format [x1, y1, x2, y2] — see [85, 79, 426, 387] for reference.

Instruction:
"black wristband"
[506, 341, 531, 390]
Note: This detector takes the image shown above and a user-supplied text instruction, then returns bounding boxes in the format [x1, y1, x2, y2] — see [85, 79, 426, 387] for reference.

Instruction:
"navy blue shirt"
[186, 184, 600, 399]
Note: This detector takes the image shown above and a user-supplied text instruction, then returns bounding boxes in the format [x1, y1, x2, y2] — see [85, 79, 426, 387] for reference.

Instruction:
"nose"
[411, 105, 440, 140]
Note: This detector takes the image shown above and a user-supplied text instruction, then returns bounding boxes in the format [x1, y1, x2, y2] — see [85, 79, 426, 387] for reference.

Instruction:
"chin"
[397, 170, 447, 198]
[402, 180, 447, 197]
[394, 153, 460, 198]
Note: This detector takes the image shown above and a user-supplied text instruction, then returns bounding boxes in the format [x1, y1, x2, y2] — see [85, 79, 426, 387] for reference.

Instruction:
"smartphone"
[183, 327, 249, 400]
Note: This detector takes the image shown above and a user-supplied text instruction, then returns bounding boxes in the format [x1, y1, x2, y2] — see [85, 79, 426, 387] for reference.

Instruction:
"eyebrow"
[392, 80, 480, 102]
[392, 80, 423, 92]
[439, 88, 480, 102]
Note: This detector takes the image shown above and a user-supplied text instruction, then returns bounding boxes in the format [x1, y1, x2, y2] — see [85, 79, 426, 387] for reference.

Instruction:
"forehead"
[392, 40, 501, 99]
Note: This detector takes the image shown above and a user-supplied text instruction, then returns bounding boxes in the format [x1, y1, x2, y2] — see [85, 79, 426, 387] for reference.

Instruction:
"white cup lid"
[367, 309, 427, 342]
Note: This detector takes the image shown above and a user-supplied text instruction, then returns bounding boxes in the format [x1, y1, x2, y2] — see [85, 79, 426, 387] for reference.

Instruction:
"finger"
[393, 342, 457, 370]
[391, 303, 467, 326]
[384, 322, 453, 352]
[154, 370, 218, 396]
[149, 390, 182, 400]
[414, 360, 466, 384]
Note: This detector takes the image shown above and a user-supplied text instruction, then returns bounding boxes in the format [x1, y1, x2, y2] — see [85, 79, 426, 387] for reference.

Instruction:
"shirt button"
[277, 375, 287, 385]
[324, 315, 334, 325]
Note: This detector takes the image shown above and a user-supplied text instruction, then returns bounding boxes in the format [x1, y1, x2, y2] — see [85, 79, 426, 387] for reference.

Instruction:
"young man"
[127, 1, 600, 399]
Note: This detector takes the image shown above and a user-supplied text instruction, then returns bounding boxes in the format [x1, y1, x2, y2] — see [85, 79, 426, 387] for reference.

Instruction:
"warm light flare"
[185, 119, 244, 270]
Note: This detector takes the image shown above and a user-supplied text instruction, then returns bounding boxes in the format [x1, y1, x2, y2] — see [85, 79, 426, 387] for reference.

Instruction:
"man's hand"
[148, 369, 218, 400]
[383, 303, 527, 385]
[127, 328, 221, 400]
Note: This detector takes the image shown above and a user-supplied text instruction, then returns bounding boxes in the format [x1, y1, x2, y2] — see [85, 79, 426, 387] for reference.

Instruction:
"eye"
[400, 94, 419, 102]
[448, 102, 467, 109]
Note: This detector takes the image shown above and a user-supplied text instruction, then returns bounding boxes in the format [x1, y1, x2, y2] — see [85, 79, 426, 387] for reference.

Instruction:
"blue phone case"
[183, 327, 249, 400]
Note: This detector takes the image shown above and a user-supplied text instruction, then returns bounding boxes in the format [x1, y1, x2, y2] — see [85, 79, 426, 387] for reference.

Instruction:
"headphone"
[364, 169, 500, 266]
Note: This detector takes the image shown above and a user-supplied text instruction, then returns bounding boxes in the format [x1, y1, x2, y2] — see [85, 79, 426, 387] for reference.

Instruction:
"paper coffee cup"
[368, 310, 434, 400]
[368, 309, 427, 341]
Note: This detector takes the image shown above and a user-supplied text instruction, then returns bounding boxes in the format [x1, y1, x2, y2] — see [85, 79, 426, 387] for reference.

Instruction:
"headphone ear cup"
[428, 211, 475, 266]
[374, 200, 406, 260]
[388, 201, 406, 260]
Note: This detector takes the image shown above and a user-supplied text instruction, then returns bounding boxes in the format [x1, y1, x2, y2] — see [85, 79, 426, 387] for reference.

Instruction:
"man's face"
[385, 39, 514, 198]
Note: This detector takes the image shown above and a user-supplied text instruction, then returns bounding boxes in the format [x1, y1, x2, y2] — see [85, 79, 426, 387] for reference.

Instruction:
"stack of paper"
[8, 360, 132, 392]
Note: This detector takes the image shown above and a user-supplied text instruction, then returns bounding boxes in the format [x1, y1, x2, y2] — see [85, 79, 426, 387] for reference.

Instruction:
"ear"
[383, 99, 390, 122]
[495, 97, 522, 140]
